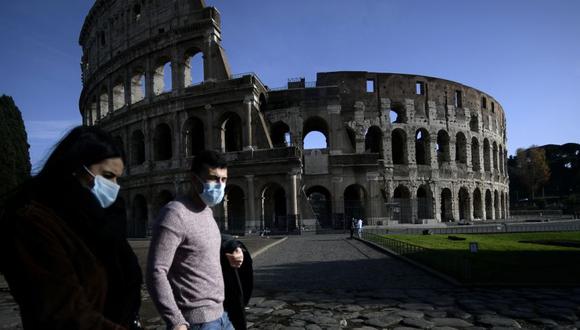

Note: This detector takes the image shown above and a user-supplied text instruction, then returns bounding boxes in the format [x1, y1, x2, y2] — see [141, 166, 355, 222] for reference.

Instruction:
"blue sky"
[1, 0, 579, 170]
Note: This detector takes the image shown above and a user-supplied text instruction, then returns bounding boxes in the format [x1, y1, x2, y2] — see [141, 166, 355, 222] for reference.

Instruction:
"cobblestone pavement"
[2, 234, 580, 329]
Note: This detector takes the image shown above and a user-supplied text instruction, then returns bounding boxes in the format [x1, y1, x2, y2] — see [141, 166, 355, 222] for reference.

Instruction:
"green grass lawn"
[371, 232, 580, 285]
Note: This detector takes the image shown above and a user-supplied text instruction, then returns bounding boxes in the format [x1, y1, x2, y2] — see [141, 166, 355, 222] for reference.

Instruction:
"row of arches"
[84, 52, 204, 125]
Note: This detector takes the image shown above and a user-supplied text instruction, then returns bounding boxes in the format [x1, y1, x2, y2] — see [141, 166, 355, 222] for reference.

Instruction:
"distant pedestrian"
[356, 218, 363, 238]
[349, 218, 355, 239]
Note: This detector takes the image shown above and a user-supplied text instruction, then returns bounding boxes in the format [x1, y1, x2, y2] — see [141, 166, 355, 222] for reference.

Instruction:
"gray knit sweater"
[146, 196, 224, 327]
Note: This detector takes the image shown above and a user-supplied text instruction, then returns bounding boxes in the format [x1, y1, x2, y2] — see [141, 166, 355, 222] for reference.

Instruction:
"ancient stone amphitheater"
[79, 0, 509, 237]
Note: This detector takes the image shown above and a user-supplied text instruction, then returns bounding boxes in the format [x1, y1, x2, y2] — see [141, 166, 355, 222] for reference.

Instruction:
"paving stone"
[431, 317, 474, 328]
[539, 307, 579, 322]
[273, 309, 296, 316]
[476, 315, 521, 328]
[249, 297, 266, 306]
[424, 310, 448, 318]
[259, 299, 287, 310]
[311, 316, 337, 325]
[401, 317, 435, 329]
[305, 325, 322, 330]
[397, 310, 425, 319]
[247, 307, 274, 315]
[365, 315, 403, 328]
[400, 303, 436, 311]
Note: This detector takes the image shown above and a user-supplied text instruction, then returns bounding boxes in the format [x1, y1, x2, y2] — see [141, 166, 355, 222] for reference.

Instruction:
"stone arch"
[183, 116, 205, 157]
[99, 87, 109, 118]
[390, 102, 407, 123]
[437, 130, 450, 165]
[261, 183, 288, 232]
[130, 67, 146, 104]
[393, 185, 412, 224]
[224, 185, 245, 233]
[458, 187, 470, 220]
[303, 116, 329, 149]
[153, 56, 172, 95]
[344, 184, 366, 222]
[365, 125, 383, 154]
[132, 194, 148, 238]
[131, 129, 146, 165]
[485, 189, 493, 219]
[494, 190, 500, 219]
[220, 112, 243, 152]
[271, 121, 291, 147]
[112, 78, 125, 111]
[306, 185, 332, 228]
[154, 123, 172, 161]
[441, 188, 453, 222]
[391, 128, 407, 165]
[417, 185, 433, 220]
[473, 188, 483, 220]
[493, 141, 499, 171]
[455, 132, 467, 165]
[415, 128, 431, 165]
[471, 137, 481, 171]
[483, 138, 491, 172]
[184, 49, 204, 87]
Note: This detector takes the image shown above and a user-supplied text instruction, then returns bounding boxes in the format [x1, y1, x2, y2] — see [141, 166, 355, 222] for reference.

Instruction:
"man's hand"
[225, 247, 244, 268]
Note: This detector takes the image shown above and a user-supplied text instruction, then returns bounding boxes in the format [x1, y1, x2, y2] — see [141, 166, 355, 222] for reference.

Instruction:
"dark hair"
[191, 150, 227, 175]
[37, 125, 125, 182]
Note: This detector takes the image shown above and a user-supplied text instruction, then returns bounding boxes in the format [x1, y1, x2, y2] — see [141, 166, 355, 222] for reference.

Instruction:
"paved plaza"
[1, 234, 580, 329]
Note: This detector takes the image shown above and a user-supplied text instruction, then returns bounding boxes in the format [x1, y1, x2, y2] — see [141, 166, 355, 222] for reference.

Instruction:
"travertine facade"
[79, 0, 509, 236]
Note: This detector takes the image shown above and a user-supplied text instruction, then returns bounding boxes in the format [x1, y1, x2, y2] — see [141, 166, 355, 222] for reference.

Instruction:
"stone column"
[245, 175, 257, 231]
[243, 97, 253, 150]
[289, 173, 299, 230]
[328, 103, 342, 155]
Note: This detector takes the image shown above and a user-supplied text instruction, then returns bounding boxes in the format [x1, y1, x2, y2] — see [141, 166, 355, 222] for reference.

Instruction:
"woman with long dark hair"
[0, 125, 142, 329]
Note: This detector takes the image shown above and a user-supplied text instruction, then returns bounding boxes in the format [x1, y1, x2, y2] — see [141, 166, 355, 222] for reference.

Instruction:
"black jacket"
[221, 235, 253, 330]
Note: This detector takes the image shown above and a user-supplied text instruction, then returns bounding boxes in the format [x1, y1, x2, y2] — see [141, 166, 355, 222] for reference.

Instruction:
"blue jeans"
[188, 312, 234, 330]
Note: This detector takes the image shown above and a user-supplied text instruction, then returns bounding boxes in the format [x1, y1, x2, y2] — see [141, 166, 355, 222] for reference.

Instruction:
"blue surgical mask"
[84, 166, 120, 208]
[195, 175, 225, 207]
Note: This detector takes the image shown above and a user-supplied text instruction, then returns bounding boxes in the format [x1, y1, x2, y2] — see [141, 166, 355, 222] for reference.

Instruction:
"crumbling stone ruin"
[79, 0, 508, 236]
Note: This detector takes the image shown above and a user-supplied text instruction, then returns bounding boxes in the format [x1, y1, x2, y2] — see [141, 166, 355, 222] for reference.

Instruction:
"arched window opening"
[153, 59, 172, 95]
[441, 188, 453, 222]
[455, 132, 467, 164]
[417, 185, 433, 220]
[154, 123, 172, 160]
[393, 185, 412, 224]
[470, 115, 479, 132]
[271, 121, 291, 147]
[494, 190, 500, 220]
[303, 116, 329, 150]
[390, 104, 406, 124]
[471, 137, 481, 171]
[184, 52, 204, 87]
[224, 185, 245, 234]
[364, 126, 383, 154]
[391, 129, 407, 165]
[473, 188, 483, 220]
[485, 190, 493, 219]
[89, 99, 97, 125]
[437, 130, 450, 165]
[483, 139, 491, 172]
[306, 186, 332, 228]
[262, 184, 288, 232]
[415, 128, 430, 165]
[130, 70, 146, 104]
[131, 130, 145, 165]
[112, 80, 125, 111]
[492, 142, 499, 171]
[99, 89, 109, 118]
[221, 113, 243, 152]
[132, 195, 148, 238]
[344, 184, 366, 223]
[183, 117, 205, 157]
[458, 187, 470, 220]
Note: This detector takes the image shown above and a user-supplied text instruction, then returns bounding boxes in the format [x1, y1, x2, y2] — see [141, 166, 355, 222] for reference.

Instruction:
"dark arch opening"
[415, 128, 430, 165]
[154, 123, 172, 160]
[485, 190, 493, 219]
[262, 184, 288, 232]
[417, 185, 433, 220]
[344, 184, 366, 222]
[225, 185, 245, 234]
[393, 185, 412, 224]
[473, 188, 483, 219]
[365, 126, 383, 154]
[303, 116, 329, 150]
[441, 188, 453, 222]
[455, 132, 467, 164]
[271, 121, 291, 147]
[306, 186, 332, 228]
[437, 130, 450, 165]
[471, 137, 480, 171]
[183, 117, 205, 157]
[221, 113, 243, 152]
[392, 129, 407, 165]
[458, 187, 470, 220]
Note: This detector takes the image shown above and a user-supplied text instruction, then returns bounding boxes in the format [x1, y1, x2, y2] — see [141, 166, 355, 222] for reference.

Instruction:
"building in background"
[78, 0, 509, 236]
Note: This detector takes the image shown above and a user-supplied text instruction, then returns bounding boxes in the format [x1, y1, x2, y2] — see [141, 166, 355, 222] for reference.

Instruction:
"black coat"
[221, 235, 253, 330]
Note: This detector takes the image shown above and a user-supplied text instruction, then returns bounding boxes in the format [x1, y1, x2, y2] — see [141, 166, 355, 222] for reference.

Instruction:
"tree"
[515, 146, 550, 200]
[0, 95, 31, 208]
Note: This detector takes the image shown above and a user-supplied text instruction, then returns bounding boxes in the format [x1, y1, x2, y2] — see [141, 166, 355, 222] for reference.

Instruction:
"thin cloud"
[25, 120, 80, 141]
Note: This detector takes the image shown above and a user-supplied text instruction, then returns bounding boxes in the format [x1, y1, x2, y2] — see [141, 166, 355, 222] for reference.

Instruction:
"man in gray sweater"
[147, 151, 243, 330]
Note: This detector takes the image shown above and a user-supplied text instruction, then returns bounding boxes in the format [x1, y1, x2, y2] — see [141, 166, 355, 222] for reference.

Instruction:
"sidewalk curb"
[251, 236, 289, 259]
[356, 237, 462, 287]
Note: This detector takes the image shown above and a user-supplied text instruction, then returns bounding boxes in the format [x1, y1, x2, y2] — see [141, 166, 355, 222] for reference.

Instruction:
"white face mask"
[194, 174, 225, 207]
[84, 166, 120, 208]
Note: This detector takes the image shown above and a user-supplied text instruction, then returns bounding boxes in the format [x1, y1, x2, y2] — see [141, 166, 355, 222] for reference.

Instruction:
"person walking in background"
[0, 126, 143, 329]
[147, 150, 245, 330]
[349, 218, 355, 239]
[356, 218, 363, 238]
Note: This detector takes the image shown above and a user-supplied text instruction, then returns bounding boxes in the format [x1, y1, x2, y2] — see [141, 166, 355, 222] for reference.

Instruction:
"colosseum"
[79, 0, 509, 237]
